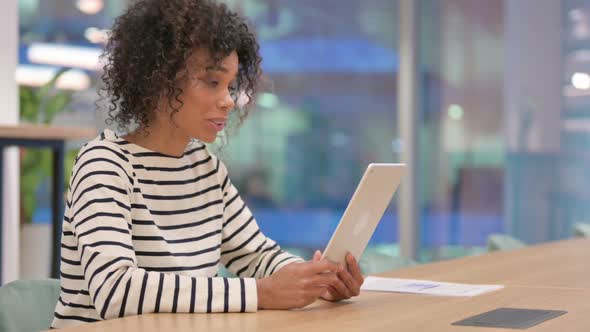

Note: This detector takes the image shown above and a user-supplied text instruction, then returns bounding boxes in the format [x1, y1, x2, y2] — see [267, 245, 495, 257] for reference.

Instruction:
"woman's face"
[171, 48, 238, 143]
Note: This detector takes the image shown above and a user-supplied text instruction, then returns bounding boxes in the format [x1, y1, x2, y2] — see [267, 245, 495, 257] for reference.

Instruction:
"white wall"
[0, 0, 19, 284]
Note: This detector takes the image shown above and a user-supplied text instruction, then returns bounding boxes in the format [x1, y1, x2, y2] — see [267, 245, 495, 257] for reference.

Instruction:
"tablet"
[322, 163, 406, 265]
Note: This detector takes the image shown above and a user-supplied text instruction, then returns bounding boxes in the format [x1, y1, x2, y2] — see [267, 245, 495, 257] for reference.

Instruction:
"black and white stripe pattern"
[51, 129, 302, 329]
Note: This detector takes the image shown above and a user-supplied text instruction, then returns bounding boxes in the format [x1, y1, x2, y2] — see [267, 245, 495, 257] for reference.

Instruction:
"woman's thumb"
[312, 250, 322, 262]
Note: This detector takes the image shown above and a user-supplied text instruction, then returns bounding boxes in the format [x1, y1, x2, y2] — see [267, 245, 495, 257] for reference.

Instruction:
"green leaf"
[38, 150, 52, 178]
[19, 86, 40, 122]
[38, 68, 69, 100]
[21, 189, 36, 223]
[43, 92, 73, 124]
[21, 148, 42, 172]
[64, 148, 79, 190]
[20, 157, 43, 224]
[18, 68, 75, 223]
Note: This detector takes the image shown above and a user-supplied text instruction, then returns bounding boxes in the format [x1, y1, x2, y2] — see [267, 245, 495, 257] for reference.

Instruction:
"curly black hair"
[100, 0, 262, 135]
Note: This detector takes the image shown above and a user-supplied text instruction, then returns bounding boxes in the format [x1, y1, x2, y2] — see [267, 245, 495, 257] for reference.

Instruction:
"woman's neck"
[123, 119, 190, 157]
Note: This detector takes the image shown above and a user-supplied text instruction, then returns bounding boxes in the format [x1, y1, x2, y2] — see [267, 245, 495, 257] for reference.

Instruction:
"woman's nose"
[217, 90, 235, 112]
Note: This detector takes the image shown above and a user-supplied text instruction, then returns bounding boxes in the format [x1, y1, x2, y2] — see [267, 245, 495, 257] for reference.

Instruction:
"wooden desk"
[50, 239, 590, 331]
[383, 238, 590, 289]
[0, 124, 95, 281]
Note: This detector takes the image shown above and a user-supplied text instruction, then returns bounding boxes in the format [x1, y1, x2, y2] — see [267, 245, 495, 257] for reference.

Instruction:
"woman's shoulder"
[67, 129, 136, 192]
[187, 138, 220, 164]
[187, 140, 231, 180]
[74, 129, 134, 171]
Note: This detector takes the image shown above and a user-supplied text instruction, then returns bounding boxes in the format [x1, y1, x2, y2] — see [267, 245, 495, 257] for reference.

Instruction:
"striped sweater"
[51, 129, 302, 329]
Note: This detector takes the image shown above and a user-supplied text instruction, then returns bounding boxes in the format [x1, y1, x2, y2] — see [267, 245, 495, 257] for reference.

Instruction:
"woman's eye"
[209, 81, 219, 87]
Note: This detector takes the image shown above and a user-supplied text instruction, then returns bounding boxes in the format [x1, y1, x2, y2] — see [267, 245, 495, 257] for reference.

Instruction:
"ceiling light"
[28, 43, 102, 71]
[572, 72, 590, 90]
[76, 0, 104, 15]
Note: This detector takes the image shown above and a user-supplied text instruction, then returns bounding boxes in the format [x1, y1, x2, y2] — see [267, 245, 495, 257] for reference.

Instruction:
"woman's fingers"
[324, 285, 342, 301]
[308, 269, 352, 301]
[329, 274, 351, 299]
[306, 259, 342, 275]
[293, 252, 364, 303]
[346, 253, 364, 285]
[337, 265, 359, 296]
[312, 250, 322, 262]
[307, 272, 338, 288]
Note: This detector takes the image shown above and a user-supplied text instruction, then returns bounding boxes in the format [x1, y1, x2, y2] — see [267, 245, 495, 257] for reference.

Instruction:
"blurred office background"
[2, 0, 590, 280]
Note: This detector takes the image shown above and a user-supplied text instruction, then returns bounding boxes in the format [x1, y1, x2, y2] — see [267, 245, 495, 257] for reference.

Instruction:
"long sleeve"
[58, 142, 257, 325]
[216, 160, 304, 278]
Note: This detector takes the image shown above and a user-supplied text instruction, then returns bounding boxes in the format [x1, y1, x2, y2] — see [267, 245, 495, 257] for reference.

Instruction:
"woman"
[52, 0, 363, 329]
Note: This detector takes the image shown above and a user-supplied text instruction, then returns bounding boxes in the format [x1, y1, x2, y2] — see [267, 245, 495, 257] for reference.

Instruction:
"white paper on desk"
[361, 276, 504, 297]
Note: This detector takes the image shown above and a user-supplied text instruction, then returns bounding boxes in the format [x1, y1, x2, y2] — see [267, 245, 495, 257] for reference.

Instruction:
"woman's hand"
[256, 259, 342, 309]
[312, 250, 364, 302]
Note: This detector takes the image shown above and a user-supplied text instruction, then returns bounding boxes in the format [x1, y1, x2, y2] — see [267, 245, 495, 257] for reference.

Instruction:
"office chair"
[573, 223, 590, 238]
[0, 279, 60, 332]
[486, 233, 526, 251]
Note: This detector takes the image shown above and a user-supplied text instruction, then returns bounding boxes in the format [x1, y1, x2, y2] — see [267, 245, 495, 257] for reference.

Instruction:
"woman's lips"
[208, 120, 226, 131]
